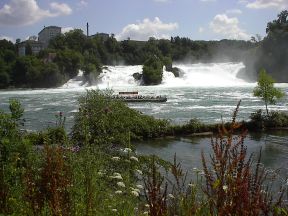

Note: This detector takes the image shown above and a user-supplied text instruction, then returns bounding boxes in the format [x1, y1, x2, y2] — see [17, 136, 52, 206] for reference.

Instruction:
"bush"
[249, 109, 288, 130]
[142, 56, 163, 85]
[265, 111, 288, 128]
[72, 90, 170, 147]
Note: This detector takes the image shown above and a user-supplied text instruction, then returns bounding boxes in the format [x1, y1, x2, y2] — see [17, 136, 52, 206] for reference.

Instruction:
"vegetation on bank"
[253, 69, 285, 115]
[1, 10, 287, 88]
[1, 91, 288, 215]
[242, 10, 288, 82]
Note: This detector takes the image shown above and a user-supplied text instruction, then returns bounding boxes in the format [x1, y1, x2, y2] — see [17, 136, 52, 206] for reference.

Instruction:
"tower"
[87, 22, 89, 37]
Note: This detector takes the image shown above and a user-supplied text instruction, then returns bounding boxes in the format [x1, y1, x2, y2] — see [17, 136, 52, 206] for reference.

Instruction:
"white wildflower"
[110, 173, 123, 180]
[131, 187, 140, 193]
[136, 169, 143, 175]
[145, 204, 150, 208]
[168, 194, 175, 199]
[143, 211, 149, 215]
[115, 190, 123, 194]
[131, 190, 139, 197]
[188, 183, 195, 188]
[111, 156, 120, 161]
[136, 184, 143, 190]
[111, 208, 117, 212]
[130, 156, 139, 162]
[123, 148, 132, 153]
[223, 185, 228, 191]
[117, 182, 126, 188]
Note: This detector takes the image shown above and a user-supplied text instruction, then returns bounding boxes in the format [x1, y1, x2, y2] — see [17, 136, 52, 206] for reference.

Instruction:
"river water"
[0, 62, 288, 177]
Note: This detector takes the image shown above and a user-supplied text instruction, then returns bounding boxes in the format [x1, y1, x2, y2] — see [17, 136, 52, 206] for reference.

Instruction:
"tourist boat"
[112, 91, 167, 102]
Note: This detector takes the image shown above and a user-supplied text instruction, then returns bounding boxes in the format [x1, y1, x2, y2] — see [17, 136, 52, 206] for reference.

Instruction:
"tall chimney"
[86, 22, 89, 37]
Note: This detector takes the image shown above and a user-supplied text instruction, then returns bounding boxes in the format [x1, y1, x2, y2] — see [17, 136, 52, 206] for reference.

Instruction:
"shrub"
[249, 109, 288, 130]
[72, 90, 170, 147]
[142, 55, 163, 85]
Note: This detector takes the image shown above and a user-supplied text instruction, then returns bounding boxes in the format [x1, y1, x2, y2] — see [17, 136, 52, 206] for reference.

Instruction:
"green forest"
[0, 10, 287, 88]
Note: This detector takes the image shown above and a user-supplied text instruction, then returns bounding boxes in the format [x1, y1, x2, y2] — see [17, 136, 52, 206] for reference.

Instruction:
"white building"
[38, 26, 61, 48]
[18, 40, 43, 56]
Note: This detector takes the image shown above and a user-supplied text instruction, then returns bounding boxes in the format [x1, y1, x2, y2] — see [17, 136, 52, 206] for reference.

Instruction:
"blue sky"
[0, 0, 287, 42]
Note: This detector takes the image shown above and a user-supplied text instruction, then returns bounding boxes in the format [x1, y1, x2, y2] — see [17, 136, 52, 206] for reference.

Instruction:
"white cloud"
[226, 9, 243, 15]
[116, 17, 178, 41]
[79, 0, 88, 6]
[62, 27, 74, 34]
[238, 0, 249, 4]
[0, 0, 72, 26]
[198, 27, 205, 33]
[50, 2, 72, 15]
[245, 0, 288, 10]
[0, 35, 14, 42]
[210, 14, 251, 40]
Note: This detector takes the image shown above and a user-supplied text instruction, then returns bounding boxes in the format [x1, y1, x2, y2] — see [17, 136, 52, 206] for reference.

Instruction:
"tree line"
[0, 10, 287, 88]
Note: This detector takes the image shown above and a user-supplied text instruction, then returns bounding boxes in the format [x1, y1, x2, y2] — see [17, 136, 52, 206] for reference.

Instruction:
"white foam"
[162, 62, 251, 87]
[96, 62, 252, 88]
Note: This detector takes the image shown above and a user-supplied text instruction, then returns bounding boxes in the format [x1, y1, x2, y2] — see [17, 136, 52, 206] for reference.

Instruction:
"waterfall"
[62, 62, 249, 89]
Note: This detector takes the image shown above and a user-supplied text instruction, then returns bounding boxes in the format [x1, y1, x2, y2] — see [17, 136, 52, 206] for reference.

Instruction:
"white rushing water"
[62, 62, 251, 89]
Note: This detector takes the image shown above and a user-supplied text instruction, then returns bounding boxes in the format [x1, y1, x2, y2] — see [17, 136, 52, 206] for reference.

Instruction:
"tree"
[253, 69, 285, 115]
[266, 10, 288, 35]
[142, 55, 163, 85]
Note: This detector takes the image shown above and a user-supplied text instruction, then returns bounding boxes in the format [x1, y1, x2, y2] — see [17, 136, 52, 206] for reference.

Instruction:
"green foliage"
[0, 100, 33, 214]
[249, 109, 288, 130]
[0, 59, 10, 88]
[0, 31, 258, 89]
[201, 102, 285, 215]
[72, 90, 170, 147]
[253, 69, 285, 114]
[244, 10, 288, 82]
[142, 56, 164, 85]
[266, 10, 288, 35]
[9, 99, 24, 122]
[40, 62, 65, 87]
[1, 97, 288, 215]
[55, 49, 83, 78]
[0, 71, 10, 88]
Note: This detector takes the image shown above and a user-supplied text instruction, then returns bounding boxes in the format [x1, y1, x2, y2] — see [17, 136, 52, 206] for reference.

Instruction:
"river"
[0, 62, 288, 177]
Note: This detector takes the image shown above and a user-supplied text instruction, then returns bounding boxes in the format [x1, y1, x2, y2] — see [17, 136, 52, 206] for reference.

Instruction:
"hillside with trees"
[242, 10, 288, 82]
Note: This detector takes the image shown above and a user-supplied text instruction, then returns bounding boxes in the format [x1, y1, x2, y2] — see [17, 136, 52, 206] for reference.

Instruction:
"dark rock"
[171, 67, 181, 77]
[133, 72, 142, 81]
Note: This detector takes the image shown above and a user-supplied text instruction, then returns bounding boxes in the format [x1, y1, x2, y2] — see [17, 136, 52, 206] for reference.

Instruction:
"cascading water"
[61, 70, 88, 89]
[93, 62, 248, 88]
[61, 62, 250, 89]
[162, 62, 248, 87]
[97, 65, 142, 88]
